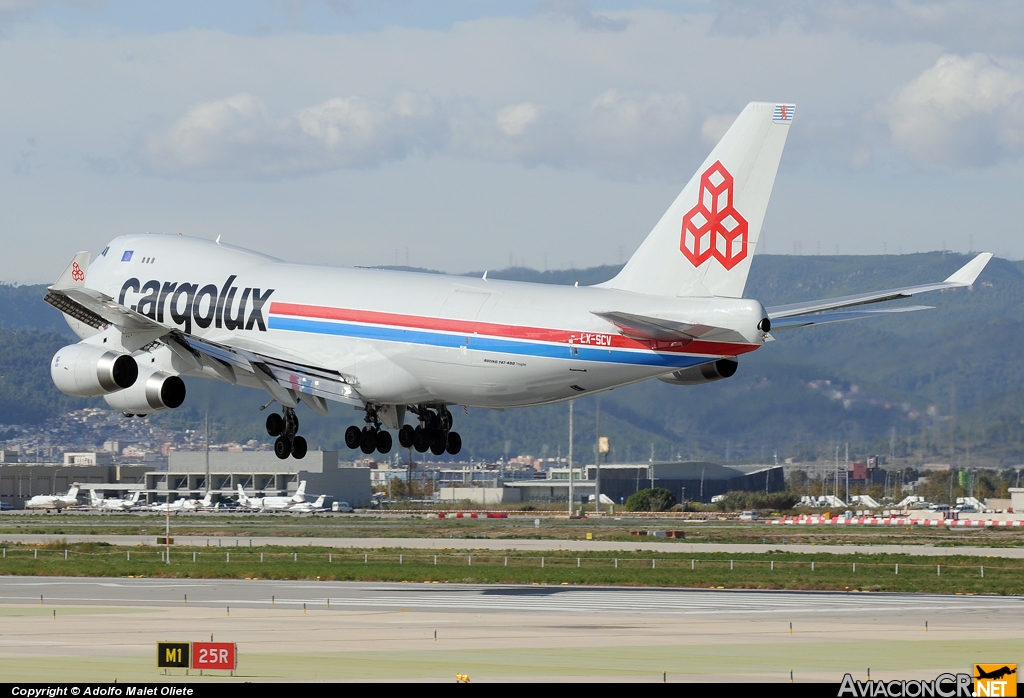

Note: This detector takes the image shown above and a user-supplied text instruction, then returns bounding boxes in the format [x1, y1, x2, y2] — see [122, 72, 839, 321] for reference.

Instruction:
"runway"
[0, 577, 1021, 682]
[3, 533, 1023, 557]
[1, 576, 1022, 616]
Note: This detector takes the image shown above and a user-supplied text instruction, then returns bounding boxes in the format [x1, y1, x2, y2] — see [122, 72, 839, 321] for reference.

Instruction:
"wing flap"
[45, 280, 362, 409]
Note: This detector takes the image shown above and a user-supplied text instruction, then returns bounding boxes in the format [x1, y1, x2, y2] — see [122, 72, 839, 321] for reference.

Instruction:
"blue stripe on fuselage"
[268, 316, 715, 369]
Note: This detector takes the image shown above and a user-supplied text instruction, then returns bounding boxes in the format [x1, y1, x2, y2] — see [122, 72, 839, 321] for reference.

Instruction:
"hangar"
[503, 462, 784, 504]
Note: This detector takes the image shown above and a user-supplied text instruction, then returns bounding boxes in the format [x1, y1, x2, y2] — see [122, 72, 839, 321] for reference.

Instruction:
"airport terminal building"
[0, 450, 371, 509]
[503, 461, 785, 504]
[150, 451, 371, 507]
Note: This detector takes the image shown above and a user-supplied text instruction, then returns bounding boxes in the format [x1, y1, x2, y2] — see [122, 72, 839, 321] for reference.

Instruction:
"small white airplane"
[289, 494, 327, 513]
[147, 492, 213, 513]
[261, 480, 307, 511]
[236, 481, 306, 511]
[26, 484, 80, 511]
[89, 489, 141, 511]
[235, 484, 262, 511]
[44, 102, 993, 460]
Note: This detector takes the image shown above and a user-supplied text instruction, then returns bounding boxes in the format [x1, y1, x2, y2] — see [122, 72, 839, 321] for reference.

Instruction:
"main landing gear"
[266, 406, 307, 460]
[343, 405, 462, 457]
[405, 406, 461, 456]
[344, 407, 393, 456]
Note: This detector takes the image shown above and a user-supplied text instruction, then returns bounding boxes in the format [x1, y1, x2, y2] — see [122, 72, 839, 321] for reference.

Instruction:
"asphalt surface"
[2, 576, 1022, 616]
[1, 533, 1023, 557]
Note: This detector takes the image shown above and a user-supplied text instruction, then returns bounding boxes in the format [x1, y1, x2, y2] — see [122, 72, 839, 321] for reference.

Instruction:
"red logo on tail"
[70, 262, 85, 282]
[680, 161, 748, 270]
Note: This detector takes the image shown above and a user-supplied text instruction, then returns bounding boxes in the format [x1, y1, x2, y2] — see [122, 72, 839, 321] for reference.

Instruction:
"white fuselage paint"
[77, 234, 767, 410]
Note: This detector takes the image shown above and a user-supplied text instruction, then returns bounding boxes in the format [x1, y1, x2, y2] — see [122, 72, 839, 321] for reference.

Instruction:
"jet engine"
[51, 344, 139, 397]
[103, 369, 186, 414]
[657, 358, 738, 386]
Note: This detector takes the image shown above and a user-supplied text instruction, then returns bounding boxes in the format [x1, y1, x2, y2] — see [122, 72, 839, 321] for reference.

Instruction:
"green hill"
[3, 253, 1022, 465]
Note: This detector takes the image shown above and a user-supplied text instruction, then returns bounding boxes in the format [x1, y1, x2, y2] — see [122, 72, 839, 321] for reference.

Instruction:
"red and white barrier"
[767, 515, 1024, 527]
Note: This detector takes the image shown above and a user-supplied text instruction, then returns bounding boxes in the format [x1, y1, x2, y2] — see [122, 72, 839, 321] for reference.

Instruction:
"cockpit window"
[101, 247, 109, 257]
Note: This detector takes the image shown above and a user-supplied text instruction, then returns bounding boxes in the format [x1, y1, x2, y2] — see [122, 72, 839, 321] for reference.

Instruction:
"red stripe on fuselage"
[269, 302, 760, 358]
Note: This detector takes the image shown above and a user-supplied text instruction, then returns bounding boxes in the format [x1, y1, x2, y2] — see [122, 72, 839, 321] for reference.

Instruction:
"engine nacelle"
[51, 344, 139, 397]
[658, 358, 738, 386]
[103, 370, 186, 414]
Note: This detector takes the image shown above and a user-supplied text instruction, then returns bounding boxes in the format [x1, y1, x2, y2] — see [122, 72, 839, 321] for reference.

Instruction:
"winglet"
[50, 252, 92, 291]
[944, 252, 993, 286]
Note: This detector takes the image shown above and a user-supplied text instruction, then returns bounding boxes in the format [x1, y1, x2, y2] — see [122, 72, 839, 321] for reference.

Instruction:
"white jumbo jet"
[89, 489, 141, 511]
[26, 484, 80, 511]
[44, 102, 992, 460]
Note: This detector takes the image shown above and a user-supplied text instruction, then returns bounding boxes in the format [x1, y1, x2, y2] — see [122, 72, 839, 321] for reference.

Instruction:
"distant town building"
[63, 452, 113, 466]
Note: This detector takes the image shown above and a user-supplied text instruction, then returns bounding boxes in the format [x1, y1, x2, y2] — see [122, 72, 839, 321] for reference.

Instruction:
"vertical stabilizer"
[600, 102, 794, 298]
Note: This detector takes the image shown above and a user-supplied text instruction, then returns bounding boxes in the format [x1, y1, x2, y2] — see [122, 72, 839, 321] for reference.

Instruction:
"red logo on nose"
[680, 161, 748, 271]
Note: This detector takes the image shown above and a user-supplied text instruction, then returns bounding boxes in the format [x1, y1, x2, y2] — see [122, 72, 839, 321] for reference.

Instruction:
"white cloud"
[137, 91, 448, 179]
[138, 89, 699, 180]
[496, 102, 539, 136]
[884, 53, 1024, 166]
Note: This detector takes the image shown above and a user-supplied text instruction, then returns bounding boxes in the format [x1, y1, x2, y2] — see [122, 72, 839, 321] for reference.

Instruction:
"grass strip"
[0, 542, 1021, 594]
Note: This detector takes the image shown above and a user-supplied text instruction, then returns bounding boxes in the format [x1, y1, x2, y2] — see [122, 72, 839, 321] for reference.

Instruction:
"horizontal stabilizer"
[767, 253, 992, 320]
[593, 311, 750, 344]
[50, 252, 91, 291]
[768, 306, 932, 331]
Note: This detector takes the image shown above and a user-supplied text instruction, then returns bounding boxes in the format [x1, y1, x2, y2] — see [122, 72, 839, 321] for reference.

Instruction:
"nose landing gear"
[266, 407, 307, 460]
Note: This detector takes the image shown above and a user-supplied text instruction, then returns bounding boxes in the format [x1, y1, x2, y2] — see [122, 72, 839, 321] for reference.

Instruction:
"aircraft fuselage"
[79, 234, 767, 410]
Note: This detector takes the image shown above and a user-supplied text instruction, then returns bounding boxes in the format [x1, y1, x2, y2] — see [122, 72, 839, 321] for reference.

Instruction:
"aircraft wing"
[768, 306, 933, 331]
[592, 311, 750, 344]
[46, 253, 362, 414]
[765, 253, 992, 325]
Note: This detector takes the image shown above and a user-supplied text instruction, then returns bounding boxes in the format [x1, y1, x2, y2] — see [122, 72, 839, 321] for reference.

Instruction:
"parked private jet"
[236, 481, 307, 512]
[26, 485, 80, 511]
[88, 489, 141, 511]
[147, 491, 213, 513]
[289, 494, 327, 514]
[45, 102, 992, 460]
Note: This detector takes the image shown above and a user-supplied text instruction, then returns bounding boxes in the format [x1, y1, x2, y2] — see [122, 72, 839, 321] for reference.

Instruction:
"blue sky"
[2, 1, 1023, 282]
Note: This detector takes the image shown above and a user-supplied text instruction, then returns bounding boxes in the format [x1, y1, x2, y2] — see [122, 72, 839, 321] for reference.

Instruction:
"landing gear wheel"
[360, 428, 377, 455]
[430, 431, 447, 456]
[345, 425, 362, 450]
[413, 426, 430, 453]
[266, 413, 284, 437]
[274, 436, 292, 460]
[398, 424, 415, 449]
[291, 435, 307, 459]
[446, 431, 462, 455]
[376, 431, 393, 454]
